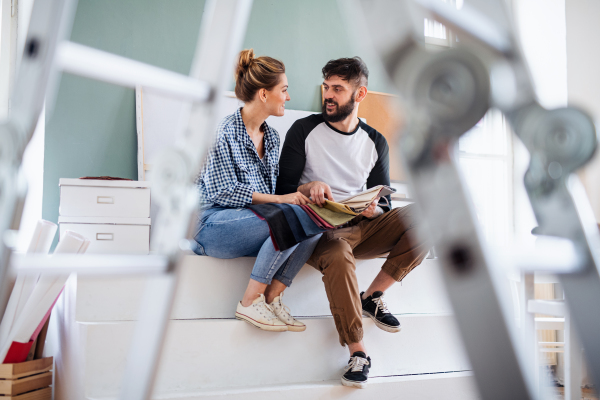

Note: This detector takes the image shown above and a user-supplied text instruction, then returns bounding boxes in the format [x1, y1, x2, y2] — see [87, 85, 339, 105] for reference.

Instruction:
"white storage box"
[59, 179, 150, 218]
[58, 217, 150, 254]
[58, 179, 151, 254]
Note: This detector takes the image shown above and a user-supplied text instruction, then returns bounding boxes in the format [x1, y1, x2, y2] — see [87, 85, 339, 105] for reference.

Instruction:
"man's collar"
[322, 115, 362, 136]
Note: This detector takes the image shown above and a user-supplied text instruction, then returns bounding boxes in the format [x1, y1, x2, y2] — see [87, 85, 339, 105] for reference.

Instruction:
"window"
[423, 0, 458, 48]
[458, 110, 514, 248]
[423, 0, 515, 247]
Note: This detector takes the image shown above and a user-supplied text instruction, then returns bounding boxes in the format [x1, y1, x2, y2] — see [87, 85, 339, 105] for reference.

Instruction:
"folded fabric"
[248, 204, 297, 251]
[272, 204, 310, 243]
[289, 205, 327, 236]
[299, 205, 327, 229]
[300, 205, 334, 229]
[336, 185, 396, 211]
[249, 210, 280, 251]
[323, 200, 359, 216]
[308, 204, 357, 227]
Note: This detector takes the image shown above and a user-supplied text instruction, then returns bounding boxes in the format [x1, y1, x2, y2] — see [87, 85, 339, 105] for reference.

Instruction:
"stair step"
[75, 256, 449, 321]
[88, 371, 478, 400]
[79, 314, 469, 398]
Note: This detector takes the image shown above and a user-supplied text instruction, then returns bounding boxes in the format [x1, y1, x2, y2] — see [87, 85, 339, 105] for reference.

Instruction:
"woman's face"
[265, 74, 290, 117]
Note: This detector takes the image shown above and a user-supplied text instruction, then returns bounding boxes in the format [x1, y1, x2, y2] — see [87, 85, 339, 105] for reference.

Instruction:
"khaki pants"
[307, 204, 429, 346]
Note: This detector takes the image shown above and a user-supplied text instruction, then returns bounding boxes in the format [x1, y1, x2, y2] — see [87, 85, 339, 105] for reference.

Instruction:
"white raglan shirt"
[277, 114, 391, 208]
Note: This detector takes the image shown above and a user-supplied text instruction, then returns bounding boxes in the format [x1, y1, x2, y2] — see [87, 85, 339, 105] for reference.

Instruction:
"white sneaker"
[270, 293, 306, 332]
[235, 294, 287, 332]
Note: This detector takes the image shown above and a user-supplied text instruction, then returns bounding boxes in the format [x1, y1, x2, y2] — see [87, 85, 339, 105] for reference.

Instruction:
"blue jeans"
[193, 207, 321, 287]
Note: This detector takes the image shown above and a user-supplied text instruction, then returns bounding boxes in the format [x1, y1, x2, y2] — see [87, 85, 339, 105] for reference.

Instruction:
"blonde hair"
[234, 49, 285, 102]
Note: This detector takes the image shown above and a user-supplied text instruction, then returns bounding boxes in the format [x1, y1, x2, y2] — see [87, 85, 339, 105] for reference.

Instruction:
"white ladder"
[350, 0, 600, 399]
[0, 0, 252, 399]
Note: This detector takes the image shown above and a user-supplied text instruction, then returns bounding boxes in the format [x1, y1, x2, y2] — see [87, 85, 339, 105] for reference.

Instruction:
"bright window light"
[424, 18, 447, 39]
[458, 109, 513, 248]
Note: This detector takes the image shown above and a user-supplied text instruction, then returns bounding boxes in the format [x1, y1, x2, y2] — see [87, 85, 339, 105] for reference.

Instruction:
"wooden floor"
[553, 387, 598, 400]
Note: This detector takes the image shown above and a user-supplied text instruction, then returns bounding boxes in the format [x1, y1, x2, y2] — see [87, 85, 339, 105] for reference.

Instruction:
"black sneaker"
[341, 351, 371, 389]
[361, 291, 401, 333]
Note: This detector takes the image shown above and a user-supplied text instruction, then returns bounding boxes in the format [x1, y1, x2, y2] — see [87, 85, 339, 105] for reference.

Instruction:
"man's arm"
[298, 180, 335, 206]
[365, 131, 392, 213]
[276, 120, 307, 195]
[277, 116, 337, 206]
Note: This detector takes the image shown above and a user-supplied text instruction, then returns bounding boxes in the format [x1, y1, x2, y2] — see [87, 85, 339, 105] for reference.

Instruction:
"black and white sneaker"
[361, 291, 401, 333]
[341, 351, 371, 389]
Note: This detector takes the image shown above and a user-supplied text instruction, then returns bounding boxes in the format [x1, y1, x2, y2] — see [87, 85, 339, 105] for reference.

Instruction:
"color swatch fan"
[324, 185, 396, 215]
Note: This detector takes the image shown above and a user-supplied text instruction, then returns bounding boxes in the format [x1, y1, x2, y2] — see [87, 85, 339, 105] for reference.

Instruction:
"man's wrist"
[297, 182, 313, 197]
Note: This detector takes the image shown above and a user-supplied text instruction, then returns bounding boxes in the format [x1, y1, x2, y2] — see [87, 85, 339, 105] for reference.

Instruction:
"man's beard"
[322, 92, 356, 123]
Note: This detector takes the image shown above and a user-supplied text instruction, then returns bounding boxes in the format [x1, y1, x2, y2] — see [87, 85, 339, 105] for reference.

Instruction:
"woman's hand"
[277, 191, 312, 205]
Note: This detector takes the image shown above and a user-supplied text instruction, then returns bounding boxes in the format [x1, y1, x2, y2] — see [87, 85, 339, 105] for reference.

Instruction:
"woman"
[194, 49, 320, 332]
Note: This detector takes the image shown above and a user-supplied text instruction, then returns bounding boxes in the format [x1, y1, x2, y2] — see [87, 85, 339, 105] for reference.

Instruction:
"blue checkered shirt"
[196, 108, 280, 208]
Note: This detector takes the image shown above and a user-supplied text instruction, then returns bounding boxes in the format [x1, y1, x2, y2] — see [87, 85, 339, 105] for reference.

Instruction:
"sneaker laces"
[344, 356, 369, 373]
[272, 294, 293, 322]
[253, 294, 278, 321]
[373, 295, 390, 317]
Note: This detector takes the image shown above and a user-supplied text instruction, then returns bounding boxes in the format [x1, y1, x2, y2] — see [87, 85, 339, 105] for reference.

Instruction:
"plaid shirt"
[196, 108, 280, 208]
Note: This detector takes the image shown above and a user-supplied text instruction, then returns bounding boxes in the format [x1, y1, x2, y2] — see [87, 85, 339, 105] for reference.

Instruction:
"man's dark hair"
[322, 57, 369, 88]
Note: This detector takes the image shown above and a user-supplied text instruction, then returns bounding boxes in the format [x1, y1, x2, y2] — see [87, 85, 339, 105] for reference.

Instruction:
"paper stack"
[0, 220, 58, 349]
[0, 229, 89, 363]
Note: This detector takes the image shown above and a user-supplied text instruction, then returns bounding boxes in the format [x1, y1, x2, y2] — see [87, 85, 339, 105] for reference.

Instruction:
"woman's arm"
[203, 134, 311, 207]
[252, 191, 311, 205]
[202, 137, 255, 208]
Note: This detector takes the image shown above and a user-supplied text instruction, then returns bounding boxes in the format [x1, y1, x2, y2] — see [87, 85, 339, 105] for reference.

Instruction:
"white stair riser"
[87, 372, 479, 400]
[76, 257, 450, 321]
[81, 315, 470, 398]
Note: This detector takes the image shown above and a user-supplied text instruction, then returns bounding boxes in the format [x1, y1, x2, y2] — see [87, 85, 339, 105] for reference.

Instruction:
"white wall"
[514, 0, 567, 108]
[566, 0, 600, 221]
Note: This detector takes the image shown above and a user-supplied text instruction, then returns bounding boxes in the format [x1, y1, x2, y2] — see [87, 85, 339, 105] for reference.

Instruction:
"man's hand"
[361, 198, 383, 219]
[299, 181, 335, 207]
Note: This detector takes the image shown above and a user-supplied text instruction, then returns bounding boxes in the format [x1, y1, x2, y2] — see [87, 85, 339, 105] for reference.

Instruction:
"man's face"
[322, 76, 357, 123]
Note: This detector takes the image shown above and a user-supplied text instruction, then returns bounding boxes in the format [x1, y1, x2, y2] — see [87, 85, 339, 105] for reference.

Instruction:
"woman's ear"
[259, 88, 268, 103]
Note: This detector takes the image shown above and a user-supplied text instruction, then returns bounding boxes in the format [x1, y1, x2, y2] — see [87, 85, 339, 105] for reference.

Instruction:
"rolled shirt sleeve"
[200, 138, 254, 208]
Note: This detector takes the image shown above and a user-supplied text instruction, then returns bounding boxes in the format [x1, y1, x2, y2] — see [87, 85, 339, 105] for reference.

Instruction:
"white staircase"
[52, 256, 479, 399]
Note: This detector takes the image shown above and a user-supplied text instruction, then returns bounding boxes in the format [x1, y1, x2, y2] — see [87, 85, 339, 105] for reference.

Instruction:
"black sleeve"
[276, 117, 315, 195]
[365, 126, 392, 212]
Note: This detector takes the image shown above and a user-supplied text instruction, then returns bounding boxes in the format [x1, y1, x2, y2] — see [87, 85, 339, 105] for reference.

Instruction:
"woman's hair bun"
[234, 49, 285, 103]
[237, 49, 255, 72]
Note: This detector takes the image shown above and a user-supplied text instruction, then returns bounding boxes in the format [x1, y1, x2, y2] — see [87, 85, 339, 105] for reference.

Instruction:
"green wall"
[240, 1, 390, 110]
[43, 0, 391, 234]
[43, 0, 206, 235]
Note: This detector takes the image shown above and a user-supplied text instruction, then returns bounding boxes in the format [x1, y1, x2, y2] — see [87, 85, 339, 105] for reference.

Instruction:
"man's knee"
[393, 204, 419, 224]
[311, 238, 355, 273]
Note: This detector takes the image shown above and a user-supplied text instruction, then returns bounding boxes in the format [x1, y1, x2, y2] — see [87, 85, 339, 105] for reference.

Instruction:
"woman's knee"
[195, 210, 270, 258]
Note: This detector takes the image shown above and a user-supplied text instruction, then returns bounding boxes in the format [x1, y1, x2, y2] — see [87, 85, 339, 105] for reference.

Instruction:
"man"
[276, 57, 429, 388]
